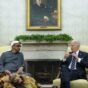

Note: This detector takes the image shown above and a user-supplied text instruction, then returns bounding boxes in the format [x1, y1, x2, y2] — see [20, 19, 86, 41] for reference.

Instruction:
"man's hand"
[5, 70, 12, 76]
[64, 52, 70, 59]
[72, 53, 78, 61]
[17, 67, 24, 74]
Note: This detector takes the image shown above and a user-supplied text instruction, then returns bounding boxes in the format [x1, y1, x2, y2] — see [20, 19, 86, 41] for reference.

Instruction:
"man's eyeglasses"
[14, 45, 21, 47]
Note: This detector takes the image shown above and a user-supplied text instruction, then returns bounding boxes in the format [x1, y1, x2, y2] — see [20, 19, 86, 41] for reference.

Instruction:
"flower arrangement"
[0, 73, 37, 88]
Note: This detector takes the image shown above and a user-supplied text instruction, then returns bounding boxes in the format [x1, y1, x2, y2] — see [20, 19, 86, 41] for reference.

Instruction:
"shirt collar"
[75, 50, 79, 56]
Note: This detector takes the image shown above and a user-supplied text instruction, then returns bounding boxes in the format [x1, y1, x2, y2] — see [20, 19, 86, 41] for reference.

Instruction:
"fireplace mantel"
[21, 41, 70, 60]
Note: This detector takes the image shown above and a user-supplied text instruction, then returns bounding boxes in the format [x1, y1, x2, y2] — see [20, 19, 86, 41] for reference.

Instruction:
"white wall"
[0, 0, 88, 45]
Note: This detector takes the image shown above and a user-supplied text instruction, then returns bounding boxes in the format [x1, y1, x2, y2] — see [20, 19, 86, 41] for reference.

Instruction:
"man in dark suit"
[60, 40, 88, 88]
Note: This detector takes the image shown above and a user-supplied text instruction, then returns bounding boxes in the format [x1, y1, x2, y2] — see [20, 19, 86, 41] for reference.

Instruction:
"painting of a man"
[30, 0, 58, 26]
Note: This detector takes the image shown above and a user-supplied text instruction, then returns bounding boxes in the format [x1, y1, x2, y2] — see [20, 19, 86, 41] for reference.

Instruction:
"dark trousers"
[60, 66, 81, 88]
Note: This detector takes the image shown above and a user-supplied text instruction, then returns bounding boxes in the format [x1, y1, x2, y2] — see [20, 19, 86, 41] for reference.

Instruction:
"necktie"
[70, 57, 76, 70]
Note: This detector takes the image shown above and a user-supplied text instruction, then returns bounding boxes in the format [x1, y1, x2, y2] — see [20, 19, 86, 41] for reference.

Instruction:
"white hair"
[11, 41, 20, 47]
[71, 40, 80, 46]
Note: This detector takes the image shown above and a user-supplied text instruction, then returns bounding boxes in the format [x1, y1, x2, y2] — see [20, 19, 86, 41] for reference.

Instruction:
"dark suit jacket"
[61, 51, 88, 79]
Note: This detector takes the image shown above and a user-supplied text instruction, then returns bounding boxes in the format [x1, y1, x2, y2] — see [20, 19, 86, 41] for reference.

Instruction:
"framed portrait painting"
[26, 0, 61, 30]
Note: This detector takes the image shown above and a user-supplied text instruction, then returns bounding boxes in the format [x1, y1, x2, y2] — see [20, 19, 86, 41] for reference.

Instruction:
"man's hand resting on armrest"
[17, 67, 24, 74]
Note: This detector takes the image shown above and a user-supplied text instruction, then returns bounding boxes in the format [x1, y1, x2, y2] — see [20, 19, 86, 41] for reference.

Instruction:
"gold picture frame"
[26, 0, 61, 30]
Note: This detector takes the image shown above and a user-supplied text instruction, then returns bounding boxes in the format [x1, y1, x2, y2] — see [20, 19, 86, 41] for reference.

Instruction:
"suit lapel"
[78, 51, 83, 58]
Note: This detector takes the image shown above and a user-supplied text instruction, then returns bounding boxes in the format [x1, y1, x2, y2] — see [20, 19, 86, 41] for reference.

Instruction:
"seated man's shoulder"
[80, 50, 88, 54]
[79, 50, 88, 57]
[1, 51, 10, 55]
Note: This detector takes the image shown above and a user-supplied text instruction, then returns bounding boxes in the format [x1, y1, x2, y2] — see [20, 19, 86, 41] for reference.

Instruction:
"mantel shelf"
[21, 40, 70, 45]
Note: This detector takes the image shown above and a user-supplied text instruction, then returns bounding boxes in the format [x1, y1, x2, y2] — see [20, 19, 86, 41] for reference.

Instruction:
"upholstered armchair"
[53, 78, 88, 88]
[53, 65, 88, 88]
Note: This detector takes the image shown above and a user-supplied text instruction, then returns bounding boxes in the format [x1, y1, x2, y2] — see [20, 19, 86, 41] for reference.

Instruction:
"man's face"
[70, 42, 80, 52]
[12, 43, 21, 52]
